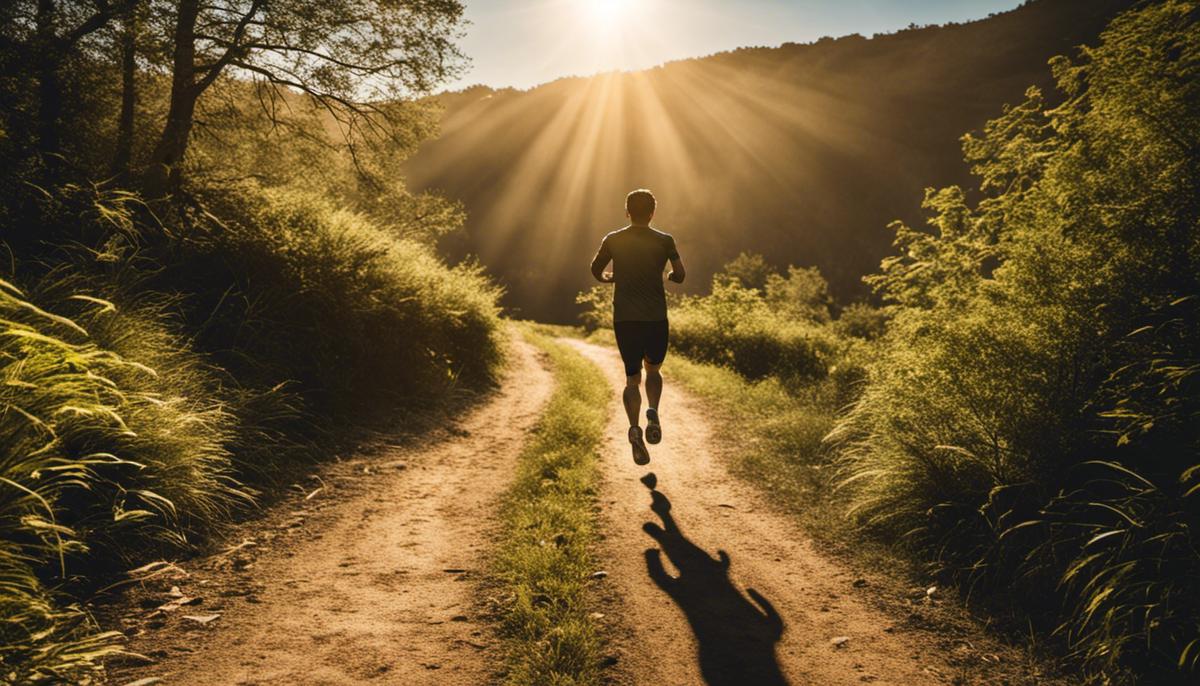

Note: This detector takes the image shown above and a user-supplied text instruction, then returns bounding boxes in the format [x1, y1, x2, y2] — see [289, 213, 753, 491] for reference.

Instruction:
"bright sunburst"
[584, 0, 634, 26]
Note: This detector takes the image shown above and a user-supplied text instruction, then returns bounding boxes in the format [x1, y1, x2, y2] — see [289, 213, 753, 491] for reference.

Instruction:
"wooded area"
[1, 1, 503, 682]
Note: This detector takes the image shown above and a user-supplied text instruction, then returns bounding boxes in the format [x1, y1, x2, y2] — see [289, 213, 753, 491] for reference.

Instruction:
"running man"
[590, 188, 686, 465]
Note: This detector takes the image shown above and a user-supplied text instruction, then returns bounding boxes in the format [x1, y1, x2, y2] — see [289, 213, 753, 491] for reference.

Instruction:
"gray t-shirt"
[592, 226, 679, 322]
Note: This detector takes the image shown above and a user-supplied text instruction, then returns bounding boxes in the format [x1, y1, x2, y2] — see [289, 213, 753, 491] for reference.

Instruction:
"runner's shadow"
[639, 473, 789, 686]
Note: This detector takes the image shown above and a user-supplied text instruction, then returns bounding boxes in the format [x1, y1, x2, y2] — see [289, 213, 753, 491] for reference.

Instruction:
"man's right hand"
[602, 271, 615, 283]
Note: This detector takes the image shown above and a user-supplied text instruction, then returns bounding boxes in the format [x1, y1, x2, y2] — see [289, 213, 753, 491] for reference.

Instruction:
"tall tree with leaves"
[0, 0, 132, 165]
[144, 0, 465, 196]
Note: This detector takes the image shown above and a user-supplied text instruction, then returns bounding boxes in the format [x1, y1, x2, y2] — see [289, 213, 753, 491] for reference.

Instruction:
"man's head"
[626, 188, 656, 224]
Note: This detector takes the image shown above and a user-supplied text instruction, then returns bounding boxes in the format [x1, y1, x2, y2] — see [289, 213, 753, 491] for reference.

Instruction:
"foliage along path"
[109, 331, 554, 685]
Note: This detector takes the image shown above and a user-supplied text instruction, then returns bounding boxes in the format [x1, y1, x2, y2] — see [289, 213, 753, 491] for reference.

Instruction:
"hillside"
[404, 0, 1134, 322]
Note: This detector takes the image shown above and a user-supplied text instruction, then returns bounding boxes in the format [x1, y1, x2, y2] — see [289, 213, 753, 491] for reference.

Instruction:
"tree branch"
[61, 0, 129, 47]
[191, 0, 265, 95]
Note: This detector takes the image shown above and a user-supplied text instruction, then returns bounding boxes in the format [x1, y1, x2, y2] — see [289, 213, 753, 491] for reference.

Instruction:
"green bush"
[167, 184, 503, 422]
[832, 3, 1200, 680]
[0, 176, 504, 681]
[670, 282, 836, 384]
[574, 284, 610, 333]
[714, 251, 774, 291]
[576, 258, 878, 393]
[765, 265, 834, 324]
[832, 302, 887, 340]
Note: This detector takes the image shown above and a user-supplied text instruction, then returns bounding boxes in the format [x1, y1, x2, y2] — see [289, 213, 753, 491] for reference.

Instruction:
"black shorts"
[613, 320, 669, 377]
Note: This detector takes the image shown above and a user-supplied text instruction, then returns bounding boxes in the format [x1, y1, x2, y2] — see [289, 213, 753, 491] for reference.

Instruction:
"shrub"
[575, 284, 611, 333]
[714, 251, 773, 291]
[832, 3, 1200, 679]
[576, 260, 880, 394]
[833, 302, 887, 340]
[670, 282, 836, 384]
[166, 184, 503, 422]
[764, 265, 833, 324]
[0, 176, 504, 681]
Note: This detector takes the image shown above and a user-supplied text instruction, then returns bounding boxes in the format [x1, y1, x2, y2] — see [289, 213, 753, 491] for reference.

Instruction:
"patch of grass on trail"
[520, 321, 585, 339]
[493, 328, 610, 685]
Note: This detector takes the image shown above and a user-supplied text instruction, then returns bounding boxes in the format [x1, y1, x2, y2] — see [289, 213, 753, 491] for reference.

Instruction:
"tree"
[764, 265, 833, 323]
[834, 2, 1200, 677]
[715, 251, 774, 291]
[144, 0, 466, 196]
[110, 0, 140, 179]
[0, 0, 132, 164]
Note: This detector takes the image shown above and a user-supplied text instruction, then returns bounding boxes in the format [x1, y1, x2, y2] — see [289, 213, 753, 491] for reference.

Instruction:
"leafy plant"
[0, 274, 243, 682]
[832, 3, 1200, 680]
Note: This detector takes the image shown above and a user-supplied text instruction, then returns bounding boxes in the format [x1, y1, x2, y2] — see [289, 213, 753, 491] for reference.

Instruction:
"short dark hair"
[625, 189, 656, 222]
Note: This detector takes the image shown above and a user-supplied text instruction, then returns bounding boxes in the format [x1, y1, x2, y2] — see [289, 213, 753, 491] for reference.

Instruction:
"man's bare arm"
[591, 239, 614, 283]
[668, 255, 686, 284]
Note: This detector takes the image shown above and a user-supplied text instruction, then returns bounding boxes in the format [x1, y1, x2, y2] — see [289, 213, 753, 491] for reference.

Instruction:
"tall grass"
[170, 184, 503, 423]
[493, 329, 609, 685]
[0, 276, 244, 683]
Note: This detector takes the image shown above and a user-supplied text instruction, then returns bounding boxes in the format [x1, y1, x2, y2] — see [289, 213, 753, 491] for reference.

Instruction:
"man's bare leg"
[644, 360, 663, 444]
[644, 360, 663, 410]
[624, 372, 650, 465]
[624, 372, 642, 428]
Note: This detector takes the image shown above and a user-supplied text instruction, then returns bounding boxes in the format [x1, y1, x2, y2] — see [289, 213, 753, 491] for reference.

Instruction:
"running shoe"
[645, 408, 662, 445]
[629, 426, 651, 465]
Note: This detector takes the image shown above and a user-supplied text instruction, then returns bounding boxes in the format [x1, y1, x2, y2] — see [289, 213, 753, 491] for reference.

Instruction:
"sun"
[584, 0, 633, 25]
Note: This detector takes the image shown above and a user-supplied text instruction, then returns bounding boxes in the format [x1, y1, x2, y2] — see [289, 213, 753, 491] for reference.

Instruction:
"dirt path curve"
[113, 330, 553, 686]
[567, 339, 959, 686]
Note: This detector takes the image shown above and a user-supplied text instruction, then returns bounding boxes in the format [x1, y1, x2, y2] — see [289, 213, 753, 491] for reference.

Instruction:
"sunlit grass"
[0, 277, 242, 683]
[493, 327, 610, 685]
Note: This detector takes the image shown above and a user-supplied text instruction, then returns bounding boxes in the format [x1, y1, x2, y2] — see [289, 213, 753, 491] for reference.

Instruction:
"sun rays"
[402, 40, 893, 320]
[582, 0, 635, 25]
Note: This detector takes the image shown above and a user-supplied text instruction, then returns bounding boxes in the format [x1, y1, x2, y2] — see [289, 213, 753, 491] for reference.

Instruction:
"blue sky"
[448, 0, 1024, 91]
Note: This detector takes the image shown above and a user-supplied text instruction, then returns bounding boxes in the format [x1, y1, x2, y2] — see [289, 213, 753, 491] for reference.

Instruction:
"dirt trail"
[111, 332, 553, 686]
[567, 339, 962, 686]
[110, 333, 1027, 686]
